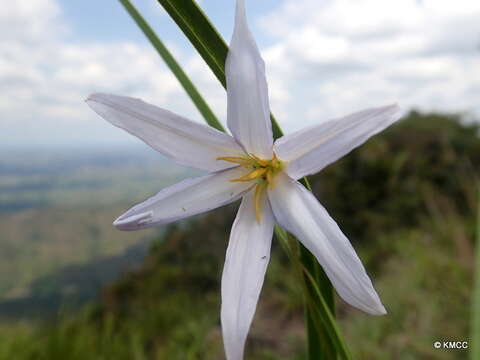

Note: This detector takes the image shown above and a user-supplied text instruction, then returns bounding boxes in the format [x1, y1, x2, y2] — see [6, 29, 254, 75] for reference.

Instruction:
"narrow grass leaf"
[302, 267, 352, 359]
[118, 0, 224, 132]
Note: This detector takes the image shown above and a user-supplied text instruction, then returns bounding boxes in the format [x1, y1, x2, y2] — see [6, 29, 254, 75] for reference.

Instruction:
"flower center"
[217, 153, 284, 221]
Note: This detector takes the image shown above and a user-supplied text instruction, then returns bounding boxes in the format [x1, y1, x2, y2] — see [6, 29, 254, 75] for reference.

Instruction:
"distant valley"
[0, 145, 196, 316]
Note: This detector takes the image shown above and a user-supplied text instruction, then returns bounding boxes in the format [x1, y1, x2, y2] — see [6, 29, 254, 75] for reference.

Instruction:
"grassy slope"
[0, 111, 476, 359]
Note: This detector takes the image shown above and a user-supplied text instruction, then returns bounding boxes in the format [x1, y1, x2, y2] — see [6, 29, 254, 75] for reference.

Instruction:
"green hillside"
[0, 111, 476, 359]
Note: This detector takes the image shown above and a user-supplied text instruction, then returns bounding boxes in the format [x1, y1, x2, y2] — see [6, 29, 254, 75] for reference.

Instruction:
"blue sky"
[61, 0, 278, 45]
[1, 0, 479, 148]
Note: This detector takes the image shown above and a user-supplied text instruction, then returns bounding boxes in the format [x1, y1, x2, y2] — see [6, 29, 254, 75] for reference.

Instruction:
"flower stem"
[275, 227, 350, 359]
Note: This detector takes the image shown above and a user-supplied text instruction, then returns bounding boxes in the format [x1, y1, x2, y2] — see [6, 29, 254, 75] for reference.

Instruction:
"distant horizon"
[2, 105, 479, 150]
[0, 140, 163, 152]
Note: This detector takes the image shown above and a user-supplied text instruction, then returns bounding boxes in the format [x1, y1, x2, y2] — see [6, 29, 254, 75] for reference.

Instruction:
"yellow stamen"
[230, 168, 267, 182]
[249, 154, 269, 167]
[216, 156, 253, 166]
[266, 169, 274, 187]
[254, 182, 266, 221]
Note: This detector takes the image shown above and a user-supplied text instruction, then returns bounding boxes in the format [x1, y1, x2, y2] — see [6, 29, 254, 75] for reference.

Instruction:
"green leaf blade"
[158, 0, 228, 87]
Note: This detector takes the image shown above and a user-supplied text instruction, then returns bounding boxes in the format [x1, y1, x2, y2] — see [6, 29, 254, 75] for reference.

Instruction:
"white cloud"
[1, 0, 479, 147]
[0, 0, 225, 146]
[260, 0, 480, 131]
[0, 0, 65, 44]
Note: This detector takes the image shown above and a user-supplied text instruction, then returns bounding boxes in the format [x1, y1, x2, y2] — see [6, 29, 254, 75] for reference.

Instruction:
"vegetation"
[0, 111, 476, 359]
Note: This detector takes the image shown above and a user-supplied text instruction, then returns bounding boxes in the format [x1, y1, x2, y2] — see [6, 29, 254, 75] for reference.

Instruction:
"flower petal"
[86, 93, 244, 171]
[114, 167, 253, 230]
[268, 173, 386, 315]
[226, 0, 273, 159]
[221, 189, 274, 360]
[274, 105, 401, 179]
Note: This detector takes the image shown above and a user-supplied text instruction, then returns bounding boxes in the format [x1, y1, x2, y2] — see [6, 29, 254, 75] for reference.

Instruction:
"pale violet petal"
[221, 189, 274, 360]
[226, 0, 273, 159]
[86, 93, 244, 172]
[114, 167, 253, 230]
[268, 173, 386, 315]
[274, 105, 401, 179]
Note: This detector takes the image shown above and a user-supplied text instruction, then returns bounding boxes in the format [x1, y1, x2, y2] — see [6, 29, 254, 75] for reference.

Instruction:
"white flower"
[86, 0, 401, 358]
